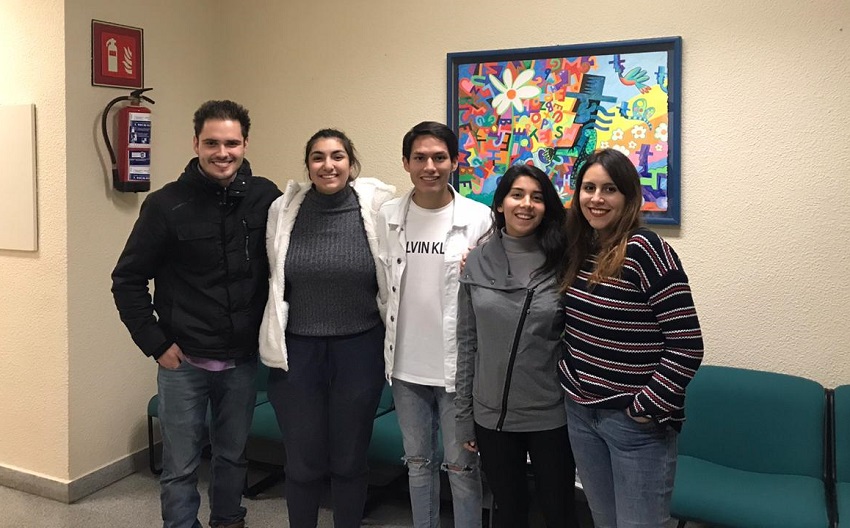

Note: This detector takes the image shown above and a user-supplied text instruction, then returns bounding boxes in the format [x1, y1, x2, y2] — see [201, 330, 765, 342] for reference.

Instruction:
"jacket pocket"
[242, 213, 267, 261]
[176, 221, 219, 270]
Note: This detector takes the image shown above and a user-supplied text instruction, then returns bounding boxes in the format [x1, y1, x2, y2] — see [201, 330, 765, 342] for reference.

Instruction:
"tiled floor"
[0, 463, 552, 527]
[1, 463, 428, 528]
[1, 462, 688, 527]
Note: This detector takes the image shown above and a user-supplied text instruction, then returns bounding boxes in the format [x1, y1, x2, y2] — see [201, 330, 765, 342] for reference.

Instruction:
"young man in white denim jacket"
[376, 121, 491, 528]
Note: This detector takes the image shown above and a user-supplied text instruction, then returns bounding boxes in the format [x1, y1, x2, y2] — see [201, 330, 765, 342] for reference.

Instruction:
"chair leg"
[362, 470, 406, 518]
[243, 469, 285, 498]
[242, 444, 286, 499]
[147, 415, 162, 475]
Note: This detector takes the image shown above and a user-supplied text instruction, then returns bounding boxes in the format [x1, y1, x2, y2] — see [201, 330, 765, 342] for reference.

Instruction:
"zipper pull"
[242, 218, 250, 262]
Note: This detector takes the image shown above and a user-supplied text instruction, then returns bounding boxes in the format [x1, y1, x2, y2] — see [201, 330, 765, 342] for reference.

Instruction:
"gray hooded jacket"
[455, 233, 567, 445]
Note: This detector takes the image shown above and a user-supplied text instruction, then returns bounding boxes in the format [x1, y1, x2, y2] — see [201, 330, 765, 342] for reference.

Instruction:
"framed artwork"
[92, 20, 144, 89]
[447, 37, 682, 224]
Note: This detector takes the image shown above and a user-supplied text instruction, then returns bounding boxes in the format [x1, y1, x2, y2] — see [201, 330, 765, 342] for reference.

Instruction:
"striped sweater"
[558, 228, 703, 431]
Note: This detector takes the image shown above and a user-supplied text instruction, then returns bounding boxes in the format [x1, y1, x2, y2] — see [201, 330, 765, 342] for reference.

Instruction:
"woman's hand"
[460, 246, 475, 273]
[626, 408, 652, 424]
[463, 440, 478, 453]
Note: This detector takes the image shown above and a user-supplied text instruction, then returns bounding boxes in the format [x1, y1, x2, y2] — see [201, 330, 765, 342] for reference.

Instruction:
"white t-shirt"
[393, 200, 453, 386]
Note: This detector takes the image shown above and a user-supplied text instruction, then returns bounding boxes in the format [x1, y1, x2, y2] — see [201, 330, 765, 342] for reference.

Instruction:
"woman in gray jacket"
[456, 164, 578, 528]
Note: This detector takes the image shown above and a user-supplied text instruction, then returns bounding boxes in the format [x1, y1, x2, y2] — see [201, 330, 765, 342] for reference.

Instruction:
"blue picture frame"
[447, 37, 682, 225]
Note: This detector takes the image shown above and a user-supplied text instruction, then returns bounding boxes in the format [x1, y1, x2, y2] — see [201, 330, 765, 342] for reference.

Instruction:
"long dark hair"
[486, 163, 566, 275]
[561, 149, 643, 289]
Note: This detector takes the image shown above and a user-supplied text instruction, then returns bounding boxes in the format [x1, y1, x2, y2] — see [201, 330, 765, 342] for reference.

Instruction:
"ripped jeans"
[391, 378, 482, 528]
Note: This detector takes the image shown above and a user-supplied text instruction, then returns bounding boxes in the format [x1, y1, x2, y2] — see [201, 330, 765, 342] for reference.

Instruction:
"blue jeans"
[157, 357, 258, 528]
[391, 378, 482, 528]
[566, 400, 677, 528]
[268, 325, 385, 528]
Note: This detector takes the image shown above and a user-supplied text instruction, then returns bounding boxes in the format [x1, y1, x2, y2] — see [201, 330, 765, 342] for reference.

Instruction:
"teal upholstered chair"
[368, 383, 405, 467]
[248, 361, 277, 443]
[146, 393, 163, 474]
[671, 365, 830, 528]
[243, 365, 285, 498]
[833, 385, 850, 527]
[362, 382, 407, 516]
[255, 361, 270, 406]
[374, 382, 396, 419]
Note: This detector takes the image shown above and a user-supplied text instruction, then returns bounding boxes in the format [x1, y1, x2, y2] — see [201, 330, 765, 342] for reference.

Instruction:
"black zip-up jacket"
[111, 158, 281, 361]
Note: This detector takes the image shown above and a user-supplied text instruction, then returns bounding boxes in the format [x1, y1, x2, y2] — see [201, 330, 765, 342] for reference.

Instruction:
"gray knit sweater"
[284, 185, 380, 336]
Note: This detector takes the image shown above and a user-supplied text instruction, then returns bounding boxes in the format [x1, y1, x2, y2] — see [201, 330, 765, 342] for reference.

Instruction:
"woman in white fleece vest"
[259, 129, 395, 528]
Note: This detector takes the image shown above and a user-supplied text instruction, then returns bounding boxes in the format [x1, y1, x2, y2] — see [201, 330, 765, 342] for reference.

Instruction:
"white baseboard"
[0, 447, 151, 503]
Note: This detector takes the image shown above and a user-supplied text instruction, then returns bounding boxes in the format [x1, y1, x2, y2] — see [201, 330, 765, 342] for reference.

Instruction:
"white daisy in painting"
[490, 69, 541, 114]
[612, 144, 630, 157]
[611, 128, 624, 141]
[655, 122, 669, 142]
[631, 125, 647, 139]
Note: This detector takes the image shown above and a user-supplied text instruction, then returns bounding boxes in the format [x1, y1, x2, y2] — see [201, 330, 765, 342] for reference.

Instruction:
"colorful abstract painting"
[448, 37, 681, 224]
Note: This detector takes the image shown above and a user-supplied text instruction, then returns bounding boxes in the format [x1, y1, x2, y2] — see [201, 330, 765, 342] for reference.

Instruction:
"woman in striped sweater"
[558, 148, 703, 528]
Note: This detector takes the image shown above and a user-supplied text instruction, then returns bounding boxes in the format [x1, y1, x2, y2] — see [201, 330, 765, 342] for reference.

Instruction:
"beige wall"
[0, 0, 216, 483]
[0, 0, 70, 478]
[229, 0, 850, 385]
[64, 0, 218, 479]
[1, 0, 848, 488]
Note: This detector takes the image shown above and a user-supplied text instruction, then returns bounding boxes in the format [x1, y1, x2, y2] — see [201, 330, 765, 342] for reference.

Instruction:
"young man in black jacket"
[112, 100, 280, 528]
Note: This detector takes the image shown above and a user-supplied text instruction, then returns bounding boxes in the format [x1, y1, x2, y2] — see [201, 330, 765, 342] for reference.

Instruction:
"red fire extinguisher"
[101, 88, 155, 192]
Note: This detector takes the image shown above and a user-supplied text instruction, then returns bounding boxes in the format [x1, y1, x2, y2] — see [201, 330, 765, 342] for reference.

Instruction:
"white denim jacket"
[259, 177, 396, 370]
[376, 186, 491, 392]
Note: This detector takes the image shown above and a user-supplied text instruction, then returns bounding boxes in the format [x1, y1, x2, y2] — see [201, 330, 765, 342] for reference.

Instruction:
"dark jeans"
[475, 424, 579, 528]
[268, 324, 385, 528]
[157, 357, 258, 528]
